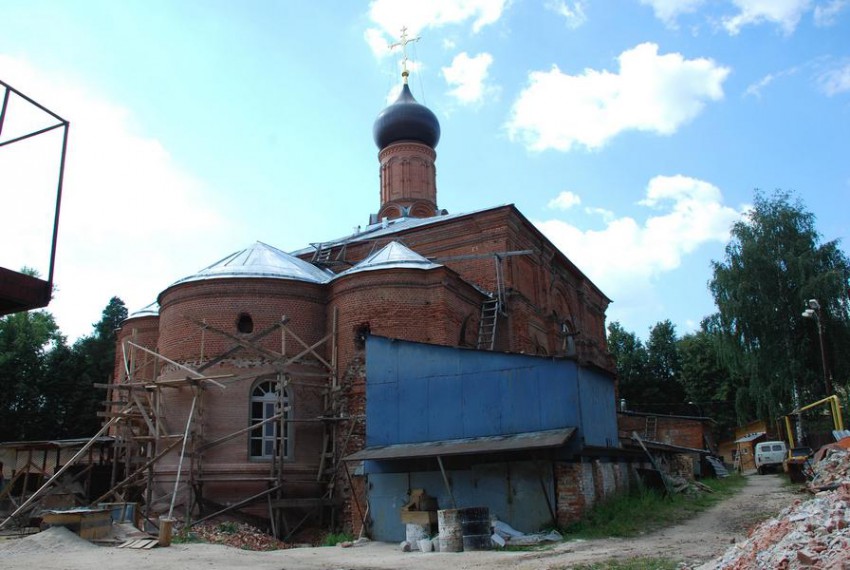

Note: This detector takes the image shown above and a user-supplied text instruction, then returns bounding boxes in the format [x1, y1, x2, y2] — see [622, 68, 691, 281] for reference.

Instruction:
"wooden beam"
[0, 405, 131, 529]
[183, 316, 286, 364]
[197, 321, 283, 372]
[90, 436, 184, 505]
[127, 341, 226, 389]
[197, 412, 284, 453]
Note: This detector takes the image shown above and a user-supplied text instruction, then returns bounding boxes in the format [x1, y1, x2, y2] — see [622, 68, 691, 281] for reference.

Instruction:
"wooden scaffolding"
[1, 311, 345, 537]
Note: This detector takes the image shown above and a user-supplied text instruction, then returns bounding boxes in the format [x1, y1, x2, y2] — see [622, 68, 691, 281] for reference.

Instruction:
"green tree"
[607, 321, 650, 409]
[678, 317, 739, 437]
[0, 309, 62, 440]
[646, 319, 685, 406]
[0, 296, 127, 441]
[48, 296, 127, 438]
[709, 189, 850, 421]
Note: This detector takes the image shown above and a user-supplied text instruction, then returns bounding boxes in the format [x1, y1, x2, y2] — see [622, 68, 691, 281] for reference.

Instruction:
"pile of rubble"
[705, 448, 850, 569]
[190, 521, 288, 551]
[809, 446, 850, 490]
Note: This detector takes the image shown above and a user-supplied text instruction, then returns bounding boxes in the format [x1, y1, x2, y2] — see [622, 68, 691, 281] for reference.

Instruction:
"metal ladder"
[475, 254, 508, 351]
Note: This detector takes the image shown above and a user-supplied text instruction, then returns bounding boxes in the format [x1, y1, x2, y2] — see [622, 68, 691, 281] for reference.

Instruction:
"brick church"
[111, 69, 625, 538]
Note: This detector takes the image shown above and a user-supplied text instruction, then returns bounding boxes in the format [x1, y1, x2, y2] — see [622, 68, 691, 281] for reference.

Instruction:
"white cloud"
[743, 66, 799, 98]
[0, 55, 237, 341]
[365, 0, 508, 57]
[585, 206, 615, 222]
[814, 0, 848, 25]
[534, 175, 742, 314]
[817, 61, 850, 95]
[506, 42, 730, 152]
[640, 0, 705, 27]
[546, 1, 588, 29]
[364, 28, 390, 58]
[744, 73, 777, 98]
[547, 191, 582, 210]
[722, 0, 811, 35]
[442, 52, 495, 104]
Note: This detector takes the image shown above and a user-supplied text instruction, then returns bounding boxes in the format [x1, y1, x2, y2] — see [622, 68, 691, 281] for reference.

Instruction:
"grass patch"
[320, 531, 354, 546]
[564, 474, 746, 539]
[216, 521, 240, 534]
[172, 529, 202, 544]
[563, 557, 680, 570]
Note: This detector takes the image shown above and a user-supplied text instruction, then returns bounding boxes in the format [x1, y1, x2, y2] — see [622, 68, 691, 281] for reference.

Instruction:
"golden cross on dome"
[389, 26, 420, 83]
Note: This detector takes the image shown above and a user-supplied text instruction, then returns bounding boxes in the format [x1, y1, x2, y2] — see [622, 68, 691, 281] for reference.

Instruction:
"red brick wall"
[555, 459, 635, 527]
[378, 141, 437, 219]
[328, 266, 483, 375]
[113, 315, 160, 383]
[299, 206, 614, 372]
[157, 278, 327, 363]
[618, 413, 707, 449]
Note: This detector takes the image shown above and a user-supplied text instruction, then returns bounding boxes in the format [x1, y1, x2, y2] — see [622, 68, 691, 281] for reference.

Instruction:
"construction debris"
[189, 521, 289, 551]
[703, 448, 850, 569]
[809, 447, 850, 490]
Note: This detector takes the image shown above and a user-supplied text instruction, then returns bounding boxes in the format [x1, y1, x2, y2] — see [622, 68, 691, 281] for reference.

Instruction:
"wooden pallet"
[118, 538, 159, 549]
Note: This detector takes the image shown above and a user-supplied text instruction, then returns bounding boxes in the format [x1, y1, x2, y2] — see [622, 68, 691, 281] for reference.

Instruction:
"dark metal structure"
[0, 79, 69, 315]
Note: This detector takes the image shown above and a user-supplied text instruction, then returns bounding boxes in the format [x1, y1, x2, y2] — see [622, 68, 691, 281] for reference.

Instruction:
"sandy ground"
[0, 473, 798, 570]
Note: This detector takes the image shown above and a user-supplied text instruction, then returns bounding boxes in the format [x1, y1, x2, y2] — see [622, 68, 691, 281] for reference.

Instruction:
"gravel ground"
[0, 473, 798, 570]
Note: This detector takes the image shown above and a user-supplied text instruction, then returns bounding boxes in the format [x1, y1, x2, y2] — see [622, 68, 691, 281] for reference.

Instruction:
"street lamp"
[802, 298, 832, 395]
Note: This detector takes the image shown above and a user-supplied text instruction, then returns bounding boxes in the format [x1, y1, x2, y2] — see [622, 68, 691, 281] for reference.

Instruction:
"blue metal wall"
[368, 462, 555, 542]
[365, 336, 617, 449]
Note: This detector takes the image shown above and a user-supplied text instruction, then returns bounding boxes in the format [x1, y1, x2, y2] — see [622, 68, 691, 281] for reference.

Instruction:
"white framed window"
[249, 379, 290, 460]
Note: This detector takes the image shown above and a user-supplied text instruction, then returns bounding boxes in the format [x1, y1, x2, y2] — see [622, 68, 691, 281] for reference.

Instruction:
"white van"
[754, 441, 787, 474]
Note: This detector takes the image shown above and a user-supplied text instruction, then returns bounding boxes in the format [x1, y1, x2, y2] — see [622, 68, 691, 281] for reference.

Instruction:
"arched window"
[249, 379, 290, 460]
[237, 313, 254, 334]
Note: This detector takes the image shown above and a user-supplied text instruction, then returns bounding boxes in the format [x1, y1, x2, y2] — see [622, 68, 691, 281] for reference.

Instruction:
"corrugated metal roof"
[170, 241, 333, 287]
[343, 427, 575, 461]
[334, 241, 441, 278]
[734, 431, 766, 444]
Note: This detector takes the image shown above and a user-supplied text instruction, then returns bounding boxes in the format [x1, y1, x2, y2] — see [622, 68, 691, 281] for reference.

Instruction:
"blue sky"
[1, 0, 848, 342]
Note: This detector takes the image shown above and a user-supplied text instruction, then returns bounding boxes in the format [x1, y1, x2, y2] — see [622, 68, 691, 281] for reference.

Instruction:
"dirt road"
[0, 473, 798, 570]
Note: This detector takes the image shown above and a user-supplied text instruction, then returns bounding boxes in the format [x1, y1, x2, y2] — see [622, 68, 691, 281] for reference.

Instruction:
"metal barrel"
[437, 508, 463, 552]
[460, 506, 492, 551]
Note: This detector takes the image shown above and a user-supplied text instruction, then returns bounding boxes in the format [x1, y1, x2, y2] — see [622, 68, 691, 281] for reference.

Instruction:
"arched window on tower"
[249, 378, 290, 460]
[237, 312, 254, 334]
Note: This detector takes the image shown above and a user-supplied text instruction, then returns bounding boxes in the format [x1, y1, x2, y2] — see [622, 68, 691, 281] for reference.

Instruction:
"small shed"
[732, 432, 766, 471]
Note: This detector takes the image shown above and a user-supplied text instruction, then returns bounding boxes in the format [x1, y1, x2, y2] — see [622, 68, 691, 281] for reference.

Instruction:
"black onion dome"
[373, 83, 441, 149]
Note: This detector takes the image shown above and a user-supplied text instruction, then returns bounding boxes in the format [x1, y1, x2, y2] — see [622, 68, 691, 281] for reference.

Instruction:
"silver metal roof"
[127, 301, 159, 319]
[734, 431, 766, 444]
[169, 241, 333, 287]
[334, 241, 441, 278]
[290, 204, 510, 257]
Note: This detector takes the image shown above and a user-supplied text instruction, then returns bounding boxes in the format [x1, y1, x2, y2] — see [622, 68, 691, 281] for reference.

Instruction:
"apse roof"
[127, 301, 159, 319]
[169, 241, 333, 287]
[335, 241, 441, 278]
